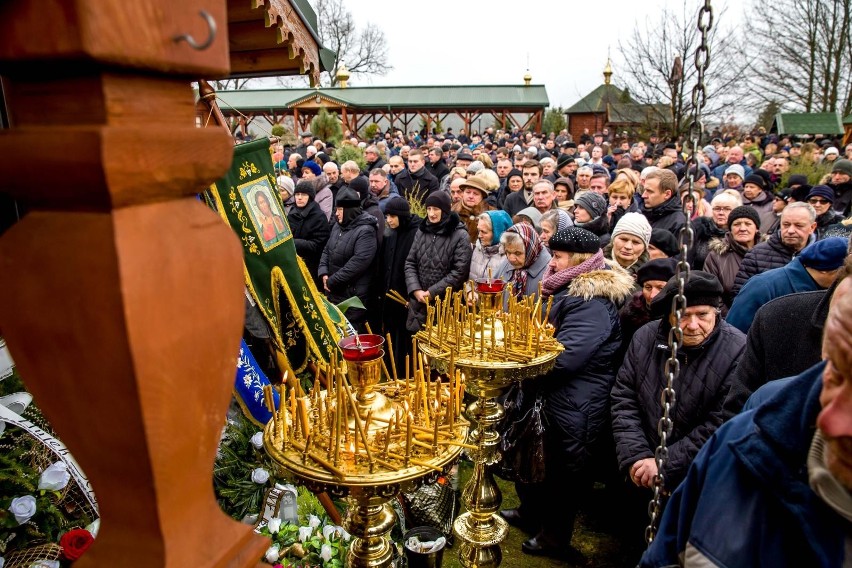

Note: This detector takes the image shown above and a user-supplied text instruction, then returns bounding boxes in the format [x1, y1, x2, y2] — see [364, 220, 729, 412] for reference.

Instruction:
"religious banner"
[209, 139, 342, 374]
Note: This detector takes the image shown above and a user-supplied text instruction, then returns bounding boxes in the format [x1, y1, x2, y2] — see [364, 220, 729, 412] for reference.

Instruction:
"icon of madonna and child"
[240, 179, 291, 250]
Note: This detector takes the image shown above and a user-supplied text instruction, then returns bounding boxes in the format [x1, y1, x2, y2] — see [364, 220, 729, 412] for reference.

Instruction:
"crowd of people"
[271, 125, 852, 566]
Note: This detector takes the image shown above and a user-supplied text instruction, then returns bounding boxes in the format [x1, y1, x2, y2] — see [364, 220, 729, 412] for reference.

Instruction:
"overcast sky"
[312, 0, 733, 109]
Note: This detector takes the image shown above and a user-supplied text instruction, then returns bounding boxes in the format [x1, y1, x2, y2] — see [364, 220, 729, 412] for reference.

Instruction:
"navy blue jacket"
[641, 363, 845, 568]
[726, 257, 820, 333]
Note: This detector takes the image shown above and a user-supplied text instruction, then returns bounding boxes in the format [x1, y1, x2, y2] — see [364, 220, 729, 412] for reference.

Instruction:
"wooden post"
[0, 2, 268, 566]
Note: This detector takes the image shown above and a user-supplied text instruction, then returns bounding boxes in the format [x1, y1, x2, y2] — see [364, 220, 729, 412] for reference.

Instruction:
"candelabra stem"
[344, 489, 397, 568]
[454, 391, 509, 568]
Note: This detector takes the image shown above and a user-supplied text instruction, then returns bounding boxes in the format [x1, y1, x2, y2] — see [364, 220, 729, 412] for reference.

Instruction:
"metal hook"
[173, 10, 217, 51]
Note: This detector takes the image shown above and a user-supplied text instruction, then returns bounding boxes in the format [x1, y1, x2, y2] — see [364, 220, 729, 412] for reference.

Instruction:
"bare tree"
[210, 78, 260, 91]
[618, 0, 740, 139]
[745, 0, 852, 115]
[277, 0, 391, 88]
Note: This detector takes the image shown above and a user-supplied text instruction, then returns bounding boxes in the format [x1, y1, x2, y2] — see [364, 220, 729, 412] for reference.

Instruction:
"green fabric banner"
[209, 139, 342, 373]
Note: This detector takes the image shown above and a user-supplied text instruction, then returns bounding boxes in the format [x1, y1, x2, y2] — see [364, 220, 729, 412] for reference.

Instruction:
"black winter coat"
[732, 232, 803, 295]
[426, 160, 450, 181]
[394, 167, 440, 202]
[688, 216, 726, 270]
[640, 195, 685, 237]
[318, 212, 378, 321]
[611, 319, 746, 491]
[815, 209, 845, 240]
[536, 266, 635, 473]
[404, 212, 472, 331]
[382, 215, 422, 297]
[724, 285, 832, 414]
[831, 180, 852, 216]
[288, 200, 330, 285]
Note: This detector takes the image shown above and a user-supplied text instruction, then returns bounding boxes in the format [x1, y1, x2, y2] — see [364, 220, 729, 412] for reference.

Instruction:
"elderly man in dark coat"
[611, 271, 746, 539]
[318, 187, 378, 332]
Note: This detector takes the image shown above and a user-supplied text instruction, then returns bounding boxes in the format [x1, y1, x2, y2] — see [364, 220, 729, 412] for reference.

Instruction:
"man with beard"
[393, 149, 440, 202]
[503, 160, 542, 217]
[641, 260, 852, 568]
[368, 168, 401, 214]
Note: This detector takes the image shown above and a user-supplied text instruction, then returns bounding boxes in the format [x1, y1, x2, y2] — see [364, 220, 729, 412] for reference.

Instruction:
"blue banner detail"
[234, 339, 279, 426]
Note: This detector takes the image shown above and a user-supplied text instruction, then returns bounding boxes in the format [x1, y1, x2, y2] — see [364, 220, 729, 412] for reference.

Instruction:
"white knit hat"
[611, 212, 652, 248]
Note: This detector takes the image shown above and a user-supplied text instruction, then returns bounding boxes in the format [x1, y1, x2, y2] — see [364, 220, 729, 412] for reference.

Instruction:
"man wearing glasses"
[807, 186, 845, 239]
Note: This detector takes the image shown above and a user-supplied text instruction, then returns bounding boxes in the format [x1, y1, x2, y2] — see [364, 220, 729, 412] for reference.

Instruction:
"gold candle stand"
[417, 282, 562, 568]
[263, 335, 469, 568]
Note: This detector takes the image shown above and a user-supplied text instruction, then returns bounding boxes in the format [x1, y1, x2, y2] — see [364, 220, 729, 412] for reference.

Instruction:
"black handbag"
[499, 385, 547, 484]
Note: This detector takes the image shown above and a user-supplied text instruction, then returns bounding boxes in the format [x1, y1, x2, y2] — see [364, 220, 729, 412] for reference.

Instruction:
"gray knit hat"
[574, 192, 607, 219]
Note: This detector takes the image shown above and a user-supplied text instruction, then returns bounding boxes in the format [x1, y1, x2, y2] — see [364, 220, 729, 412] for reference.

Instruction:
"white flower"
[322, 524, 336, 541]
[250, 468, 269, 484]
[29, 562, 59, 568]
[86, 518, 100, 538]
[336, 525, 351, 542]
[38, 462, 70, 491]
[9, 495, 36, 525]
[298, 525, 313, 542]
[308, 514, 321, 528]
[250, 432, 264, 450]
[264, 545, 280, 563]
[320, 543, 333, 562]
[267, 517, 282, 534]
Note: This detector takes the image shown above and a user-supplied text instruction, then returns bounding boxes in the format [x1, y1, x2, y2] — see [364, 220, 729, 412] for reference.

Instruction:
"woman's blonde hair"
[450, 166, 467, 180]
[476, 154, 494, 169]
[608, 178, 635, 198]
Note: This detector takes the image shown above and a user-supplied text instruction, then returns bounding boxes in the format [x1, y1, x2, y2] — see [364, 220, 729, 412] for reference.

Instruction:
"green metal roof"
[564, 84, 629, 114]
[772, 112, 844, 135]
[844, 114, 852, 125]
[215, 85, 549, 111]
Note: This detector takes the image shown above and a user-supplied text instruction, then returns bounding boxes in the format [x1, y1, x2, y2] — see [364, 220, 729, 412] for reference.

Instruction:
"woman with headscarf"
[288, 180, 331, 288]
[318, 187, 378, 332]
[494, 223, 552, 308]
[501, 227, 633, 561]
[469, 210, 513, 282]
[540, 209, 573, 249]
[604, 212, 652, 282]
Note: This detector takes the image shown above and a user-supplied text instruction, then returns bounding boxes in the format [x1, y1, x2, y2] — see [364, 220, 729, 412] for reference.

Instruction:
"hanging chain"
[645, 0, 713, 545]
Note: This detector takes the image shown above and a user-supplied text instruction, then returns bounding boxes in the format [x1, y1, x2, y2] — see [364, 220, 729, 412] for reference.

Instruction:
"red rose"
[60, 528, 94, 562]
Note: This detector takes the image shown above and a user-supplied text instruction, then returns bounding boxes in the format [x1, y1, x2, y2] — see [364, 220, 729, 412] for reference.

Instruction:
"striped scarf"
[506, 223, 543, 297]
[541, 250, 606, 297]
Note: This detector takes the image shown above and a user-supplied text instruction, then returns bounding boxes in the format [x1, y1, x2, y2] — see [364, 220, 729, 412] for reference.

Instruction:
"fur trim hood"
[708, 233, 758, 257]
[567, 261, 635, 304]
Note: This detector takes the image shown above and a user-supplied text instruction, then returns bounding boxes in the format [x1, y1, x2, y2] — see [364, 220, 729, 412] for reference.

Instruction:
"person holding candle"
[501, 227, 633, 562]
[494, 223, 552, 308]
